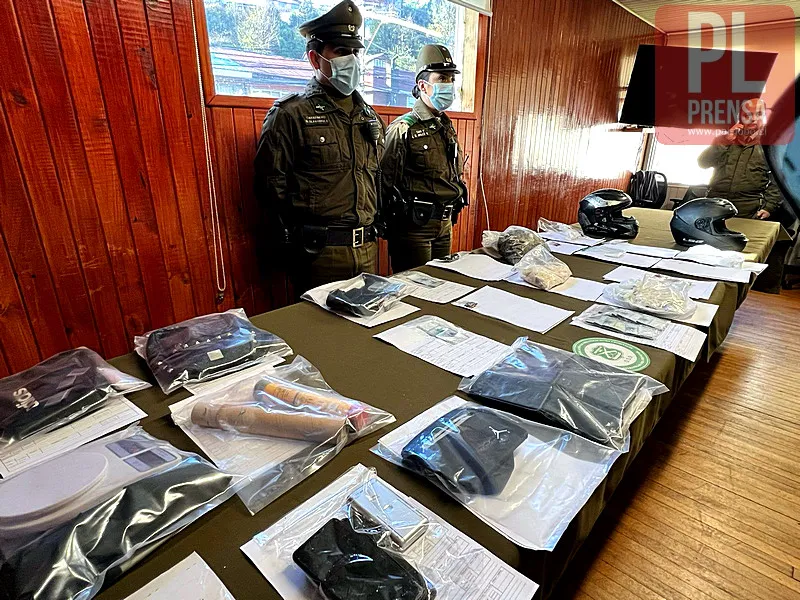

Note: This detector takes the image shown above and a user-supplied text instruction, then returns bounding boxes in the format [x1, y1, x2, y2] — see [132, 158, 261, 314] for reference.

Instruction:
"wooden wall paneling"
[50, 0, 151, 343]
[170, 0, 230, 313]
[210, 107, 254, 314]
[15, 0, 130, 358]
[0, 232, 41, 373]
[145, 0, 218, 318]
[0, 0, 102, 354]
[115, 0, 196, 322]
[233, 107, 267, 314]
[251, 108, 290, 309]
[84, 0, 175, 330]
[0, 99, 70, 364]
[480, 0, 654, 232]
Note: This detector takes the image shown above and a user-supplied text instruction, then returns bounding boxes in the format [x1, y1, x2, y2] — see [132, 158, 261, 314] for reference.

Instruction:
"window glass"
[204, 0, 479, 111]
[649, 141, 714, 186]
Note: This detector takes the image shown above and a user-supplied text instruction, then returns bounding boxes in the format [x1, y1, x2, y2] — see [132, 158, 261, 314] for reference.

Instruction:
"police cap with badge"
[299, 0, 364, 49]
[415, 44, 461, 81]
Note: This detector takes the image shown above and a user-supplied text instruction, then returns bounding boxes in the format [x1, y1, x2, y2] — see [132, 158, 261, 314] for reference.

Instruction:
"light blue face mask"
[318, 54, 361, 96]
[425, 82, 455, 112]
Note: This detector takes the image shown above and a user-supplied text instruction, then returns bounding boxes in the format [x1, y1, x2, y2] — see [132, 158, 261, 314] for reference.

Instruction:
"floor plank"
[561, 289, 800, 600]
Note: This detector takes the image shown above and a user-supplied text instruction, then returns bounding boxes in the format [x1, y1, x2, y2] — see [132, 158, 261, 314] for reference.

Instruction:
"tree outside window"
[203, 0, 478, 111]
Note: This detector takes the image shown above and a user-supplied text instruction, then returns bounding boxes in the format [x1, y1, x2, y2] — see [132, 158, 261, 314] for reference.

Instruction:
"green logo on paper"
[572, 338, 650, 372]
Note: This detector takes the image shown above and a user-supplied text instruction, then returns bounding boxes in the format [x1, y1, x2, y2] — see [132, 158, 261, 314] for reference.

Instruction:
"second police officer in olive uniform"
[381, 44, 469, 272]
[254, 0, 385, 297]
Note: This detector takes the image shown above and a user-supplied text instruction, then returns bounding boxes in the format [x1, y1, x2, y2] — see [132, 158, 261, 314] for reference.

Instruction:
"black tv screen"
[620, 44, 776, 127]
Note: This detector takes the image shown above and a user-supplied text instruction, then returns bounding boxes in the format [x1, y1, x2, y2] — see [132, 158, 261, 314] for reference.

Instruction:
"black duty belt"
[326, 226, 377, 247]
[433, 203, 454, 221]
[411, 201, 454, 221]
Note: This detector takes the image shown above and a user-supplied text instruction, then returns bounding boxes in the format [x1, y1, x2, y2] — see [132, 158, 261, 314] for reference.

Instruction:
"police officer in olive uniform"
[254, 0, 385, 298]
[381, 44, 468, 273]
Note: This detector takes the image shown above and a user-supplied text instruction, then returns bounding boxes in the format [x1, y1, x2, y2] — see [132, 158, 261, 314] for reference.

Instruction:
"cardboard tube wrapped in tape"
[253, 379, 370, 430]
[190, 401, 347, 443]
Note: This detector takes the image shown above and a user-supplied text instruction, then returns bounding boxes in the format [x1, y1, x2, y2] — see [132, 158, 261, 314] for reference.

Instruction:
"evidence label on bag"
[572, 338, 650, 372]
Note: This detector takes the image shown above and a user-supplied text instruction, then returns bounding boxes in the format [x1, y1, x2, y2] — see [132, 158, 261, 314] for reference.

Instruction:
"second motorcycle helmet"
[577, 189, 639, 239]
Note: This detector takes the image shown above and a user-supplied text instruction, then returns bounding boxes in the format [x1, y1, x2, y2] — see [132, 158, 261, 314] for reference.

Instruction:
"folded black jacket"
[0, 457, 234, 600]
[462, 340, 647, 448]
[144, 312, 289, 393]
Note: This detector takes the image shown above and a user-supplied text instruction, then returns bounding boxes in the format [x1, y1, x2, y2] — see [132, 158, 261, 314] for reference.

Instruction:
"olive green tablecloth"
[95, 209, 777, 600]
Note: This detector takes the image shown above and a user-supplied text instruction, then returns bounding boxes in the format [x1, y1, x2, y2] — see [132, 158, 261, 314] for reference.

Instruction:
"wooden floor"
[557, 288, 800, 600]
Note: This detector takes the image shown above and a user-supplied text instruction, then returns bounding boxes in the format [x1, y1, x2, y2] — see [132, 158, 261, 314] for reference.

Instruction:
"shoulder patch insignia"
[303, 114, 330, 126]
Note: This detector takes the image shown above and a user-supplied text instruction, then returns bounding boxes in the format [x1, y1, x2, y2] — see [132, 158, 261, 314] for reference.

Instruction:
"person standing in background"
[254, 0, 384, 298]
[697, 98, 785, 220]
[381, 44, 469, 273]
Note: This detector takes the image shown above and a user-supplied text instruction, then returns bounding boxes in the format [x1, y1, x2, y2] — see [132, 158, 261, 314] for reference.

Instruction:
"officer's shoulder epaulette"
[271, 93, 301, 109]
[397, 113, 418, 127]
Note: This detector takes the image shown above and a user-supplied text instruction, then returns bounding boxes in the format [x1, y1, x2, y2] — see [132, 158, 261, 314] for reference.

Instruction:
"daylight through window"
[203, 0, 479, 111]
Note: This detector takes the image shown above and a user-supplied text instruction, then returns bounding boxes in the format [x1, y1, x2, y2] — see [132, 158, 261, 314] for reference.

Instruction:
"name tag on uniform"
[303, 115, 330, 126]
[411, 129, 429, 139]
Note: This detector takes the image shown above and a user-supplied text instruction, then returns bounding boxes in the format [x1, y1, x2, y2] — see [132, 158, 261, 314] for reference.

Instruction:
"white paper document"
[572, 305, 707, 362]
[427, 252, 515, 281]
[597, 291, 719, 327]
[242, 463, 538, 600]
[674, 245, 749, 267]
[602, 241, 681, 259]
[549, 277, 608, 301]
[505, 272, 608, 302]
[602, 266, 717, 300]
[302, 280, 420, 327]
[653, 258, 752, 283]
[374, 315, 511, 377]
[742, 262, 769, 274]
[0, 398, 146, 478]
[576, 245, 661, 268]
[392, 270, 475, 303]
[545, 240, 585, 255]
[452, 286, 574, 334]
[170, 395, 314, 479]
[123, 552, 234, 600]
[538, 230, 605, 246]
[185, 356, 285, 395]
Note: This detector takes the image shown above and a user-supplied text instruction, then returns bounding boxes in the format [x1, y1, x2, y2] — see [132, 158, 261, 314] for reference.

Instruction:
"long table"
[96, 209, 779, 600]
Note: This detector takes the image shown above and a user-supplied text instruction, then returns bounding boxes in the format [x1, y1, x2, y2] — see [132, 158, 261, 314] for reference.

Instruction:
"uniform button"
[320, 136, 326, 142]
[423, 144, 428, 150]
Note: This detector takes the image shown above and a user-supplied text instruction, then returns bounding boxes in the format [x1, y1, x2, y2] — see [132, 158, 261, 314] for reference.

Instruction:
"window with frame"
[202, 0, 480, 112]
[648, 140, 715, 186]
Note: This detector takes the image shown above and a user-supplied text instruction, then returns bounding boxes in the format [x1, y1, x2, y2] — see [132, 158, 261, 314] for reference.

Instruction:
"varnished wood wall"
[0, 0, 481, 373]
[477, 0, 659, 244]
[0, 0, 652, 373]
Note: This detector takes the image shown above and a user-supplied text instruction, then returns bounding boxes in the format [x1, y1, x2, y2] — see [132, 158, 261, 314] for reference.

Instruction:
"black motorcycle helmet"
[670, 197, 748, 251]
[578, 189, 639, 239]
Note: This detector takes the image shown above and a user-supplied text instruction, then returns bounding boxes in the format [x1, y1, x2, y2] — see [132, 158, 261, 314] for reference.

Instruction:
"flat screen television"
[620, 44, 777, 127]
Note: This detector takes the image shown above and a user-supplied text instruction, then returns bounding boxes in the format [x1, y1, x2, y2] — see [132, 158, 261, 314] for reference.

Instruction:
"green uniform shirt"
[254, 78, 385, 237]
[381, 99, 465, 209]
[698, 139, 783, 217]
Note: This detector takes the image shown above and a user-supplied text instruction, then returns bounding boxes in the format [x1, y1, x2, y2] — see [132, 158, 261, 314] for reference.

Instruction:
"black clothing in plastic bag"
[136, 309, 292, 394]
[0, 348, 149, 446]
[0, 429, 240, 600]
[325, 274, 407, 317]
[401, 406, 527, 496]
[458, 338, 667, 449]
[293, 518, 432, 600]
